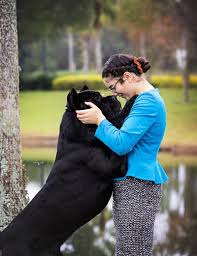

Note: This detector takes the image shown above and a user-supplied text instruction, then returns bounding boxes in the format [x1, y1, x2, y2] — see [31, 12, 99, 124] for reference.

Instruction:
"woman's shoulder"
[135, 88, 165, 106]
[130, 89, 166, 115]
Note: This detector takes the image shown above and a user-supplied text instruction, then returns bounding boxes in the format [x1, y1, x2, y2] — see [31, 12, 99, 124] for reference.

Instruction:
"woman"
[76, 54, 169, 256]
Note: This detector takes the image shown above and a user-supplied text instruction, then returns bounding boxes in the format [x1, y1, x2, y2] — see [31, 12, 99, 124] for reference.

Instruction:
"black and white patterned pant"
[112, 177, 162, 256]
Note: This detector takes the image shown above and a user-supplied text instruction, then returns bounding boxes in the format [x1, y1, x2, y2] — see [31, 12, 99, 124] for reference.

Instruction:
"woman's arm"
[76, 94, 158, 156]
[95, 95, 158, 155]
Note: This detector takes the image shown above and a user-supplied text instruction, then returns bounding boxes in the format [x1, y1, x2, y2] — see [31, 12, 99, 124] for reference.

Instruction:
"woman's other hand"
[76, 102, 106, 125]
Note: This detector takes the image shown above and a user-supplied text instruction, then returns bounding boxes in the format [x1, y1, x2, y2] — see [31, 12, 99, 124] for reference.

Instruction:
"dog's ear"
[67, 88, 78, 107]
[80, 85, 89, 92]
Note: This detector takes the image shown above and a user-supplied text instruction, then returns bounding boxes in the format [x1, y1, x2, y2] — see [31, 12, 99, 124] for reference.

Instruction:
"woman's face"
[103, 77, 125, 98]
[103, 73, 135, 100]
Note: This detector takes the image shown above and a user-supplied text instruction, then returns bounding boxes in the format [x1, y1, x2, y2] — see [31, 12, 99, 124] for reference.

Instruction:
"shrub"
[190, 75, 197, 88]
[151, 74, 197, 88]
[52, 74, 104, 90]
[20, 72, 53, 90]
[20, 72, 197, 91]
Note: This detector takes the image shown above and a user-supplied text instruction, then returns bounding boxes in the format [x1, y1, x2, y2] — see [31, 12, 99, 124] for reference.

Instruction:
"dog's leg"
[86, 148, 113, 177]
[86, 147, 125, 178]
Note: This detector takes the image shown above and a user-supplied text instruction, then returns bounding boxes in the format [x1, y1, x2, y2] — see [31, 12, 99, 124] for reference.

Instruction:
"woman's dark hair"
[102, 54, 151, 78]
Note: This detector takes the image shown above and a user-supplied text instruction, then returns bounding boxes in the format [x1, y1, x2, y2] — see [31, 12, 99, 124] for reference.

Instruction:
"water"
[24, 158, 197, 256]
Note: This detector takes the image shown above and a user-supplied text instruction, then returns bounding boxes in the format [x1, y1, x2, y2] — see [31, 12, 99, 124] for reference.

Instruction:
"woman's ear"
[123, 71, 134, 82]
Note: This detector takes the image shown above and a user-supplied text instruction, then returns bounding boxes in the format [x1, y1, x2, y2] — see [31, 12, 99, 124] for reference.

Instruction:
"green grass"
[19, 88, 197, 146]
[19, 90, 112, 136]
[20, 91, 66, 136]
[159, 88, 197, 146]
[22, 147, 56, 162]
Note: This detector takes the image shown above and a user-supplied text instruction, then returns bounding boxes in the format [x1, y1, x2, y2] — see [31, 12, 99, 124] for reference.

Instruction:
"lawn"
[19, 88, 197, 147]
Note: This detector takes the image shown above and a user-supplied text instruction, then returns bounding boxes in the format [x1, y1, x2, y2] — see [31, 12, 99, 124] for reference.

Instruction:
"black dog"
[0, 86, 137, 256]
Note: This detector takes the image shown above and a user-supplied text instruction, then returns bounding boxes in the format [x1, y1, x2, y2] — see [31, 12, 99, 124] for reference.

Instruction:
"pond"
[24, 154, 197, 256]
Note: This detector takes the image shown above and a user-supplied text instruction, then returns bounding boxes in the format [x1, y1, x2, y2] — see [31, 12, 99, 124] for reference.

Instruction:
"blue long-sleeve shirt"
[95, 88, 169, 184]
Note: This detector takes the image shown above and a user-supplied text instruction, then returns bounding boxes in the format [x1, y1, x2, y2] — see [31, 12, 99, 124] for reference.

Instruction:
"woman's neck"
[125, 79, 155, 101]
[134, 80, 154, 95]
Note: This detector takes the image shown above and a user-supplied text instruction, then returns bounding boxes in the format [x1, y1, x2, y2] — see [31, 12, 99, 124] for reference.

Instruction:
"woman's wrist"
[96, 114, 106, 125]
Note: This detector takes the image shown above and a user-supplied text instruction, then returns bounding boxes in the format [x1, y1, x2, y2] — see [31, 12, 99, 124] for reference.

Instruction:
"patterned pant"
[112, 177, 162, 256]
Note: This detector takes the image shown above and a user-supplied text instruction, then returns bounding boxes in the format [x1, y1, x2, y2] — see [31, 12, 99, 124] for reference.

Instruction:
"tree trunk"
[67, 30, 76, 72]
[181, 31, 190, 103]
[81, 36, 89, 72]
[0, 0, 28, 231]
[182, 63, 189, 103]
[139, 31, 152, 81]
[40, 38, 48, 72]
[94, 30, 102, 72]
[139, 31, 146, 57]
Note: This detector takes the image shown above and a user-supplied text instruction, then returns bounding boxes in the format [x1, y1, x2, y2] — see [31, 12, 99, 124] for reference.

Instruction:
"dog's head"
[55, 86, 122, 160]
[66, 86, 122, 121]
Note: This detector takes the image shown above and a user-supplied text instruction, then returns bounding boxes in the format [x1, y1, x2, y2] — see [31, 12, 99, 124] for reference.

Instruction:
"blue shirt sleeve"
[95, 94, 158, 155]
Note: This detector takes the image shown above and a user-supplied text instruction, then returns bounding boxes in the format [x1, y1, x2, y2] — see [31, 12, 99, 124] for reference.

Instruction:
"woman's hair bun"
[137, 57, 151, 73]
[102, 54, 151, 78]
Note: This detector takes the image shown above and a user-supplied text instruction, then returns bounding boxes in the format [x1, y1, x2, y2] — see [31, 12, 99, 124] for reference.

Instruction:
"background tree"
[175, 0, 197, 102]
[90, 0, 116, 71]
[17, 0, 94, 72]
[117, 0, 193, 102]
[152, 0, 197, 103]
[116, 0, 162, 81]
[116, 0, 155, 58]
[0, 0, 28, 230]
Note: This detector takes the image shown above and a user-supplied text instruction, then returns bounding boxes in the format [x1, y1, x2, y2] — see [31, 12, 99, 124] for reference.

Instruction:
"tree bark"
[94, 29, 102, 72]
[175, 2, 192, 103]
[139, 31, 146, 57]
[182, 63, 190, 103]
[181, 31, 190, 103]
[0, 0, 28, 231]
[40, 38, 48, 72]
[67, 30, 76, 72]
[81, 36, 89, 72]
[139, 31, 152, 81]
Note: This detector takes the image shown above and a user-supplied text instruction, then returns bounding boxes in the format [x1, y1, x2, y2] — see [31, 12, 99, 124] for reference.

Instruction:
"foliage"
[152, 0, 197, 70]
[102, 26, 131, 63]
[116, 0, 182, 67]
[52, 73, 104, 90]
[17, 0, 118, 41]
[116, 0, 161, 47]
[117, 0, 155, 29]
[52, 73, 197, 90]
[16, 1, 197, 74]
[20, 72, 54, 90]
[19, 71, 197, 91]
[17, 0, 95, 41]
[151, 74, 197, 89]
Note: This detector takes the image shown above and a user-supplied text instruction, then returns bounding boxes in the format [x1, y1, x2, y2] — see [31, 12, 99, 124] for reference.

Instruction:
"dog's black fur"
[0, 86, 137, 256]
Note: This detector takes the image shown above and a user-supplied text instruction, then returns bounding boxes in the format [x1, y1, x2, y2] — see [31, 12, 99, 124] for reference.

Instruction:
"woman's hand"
[76, 102, 106, 125]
